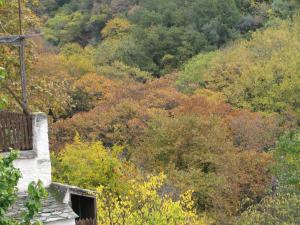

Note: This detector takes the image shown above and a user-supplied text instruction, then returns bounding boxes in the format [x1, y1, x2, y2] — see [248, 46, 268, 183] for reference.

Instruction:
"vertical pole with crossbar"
[18, 0, 28, 114]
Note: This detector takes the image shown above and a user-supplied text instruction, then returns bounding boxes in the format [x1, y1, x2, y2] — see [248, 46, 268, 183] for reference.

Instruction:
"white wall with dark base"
[46, 219, 76, 225]
[4, 112, 78, 225]
[12, 113, 52, 192]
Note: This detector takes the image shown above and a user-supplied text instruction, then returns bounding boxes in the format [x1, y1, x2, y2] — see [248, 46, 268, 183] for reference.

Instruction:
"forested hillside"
[41, 0, 299, 75]
[0, 0, 299, 224]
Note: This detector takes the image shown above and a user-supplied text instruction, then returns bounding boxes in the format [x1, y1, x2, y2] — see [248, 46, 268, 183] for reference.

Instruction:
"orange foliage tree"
[50, 73, 278, 223]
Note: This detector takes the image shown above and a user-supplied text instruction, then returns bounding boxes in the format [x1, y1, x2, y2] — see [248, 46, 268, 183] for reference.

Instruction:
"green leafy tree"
[43, 11, 89, 45]
[176, 52, 216, 93]
[271, 0, 300, 18]
[41, 0, 287, 74]
[97, 61, 152, 82]
[0, 151, 47, 225]
[180, 16, 300, 121]
[236, 193, 300, 225]
[273, 130, 300, 193]
[0, 0, 40, 112]
[0, 67, 7, 109]
[236, 131, 300, 224]
[42, 0, 109, 45]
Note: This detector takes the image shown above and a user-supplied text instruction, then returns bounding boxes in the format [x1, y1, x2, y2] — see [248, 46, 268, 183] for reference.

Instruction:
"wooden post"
[18, 0, 23, 35]
[19, 39, 28, 114]
[18, 0, 28, 115]
[0, 1, 33, 115]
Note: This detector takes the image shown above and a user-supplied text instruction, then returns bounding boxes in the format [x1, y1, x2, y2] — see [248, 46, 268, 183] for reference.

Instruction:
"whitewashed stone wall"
[46, 219, 76, 225]
[13, 112, 52, 192]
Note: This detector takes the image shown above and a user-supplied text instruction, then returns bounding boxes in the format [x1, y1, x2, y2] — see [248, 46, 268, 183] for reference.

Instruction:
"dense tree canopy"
[178, 16, 300, 122]
[49, 75, 280, 223]
[41, 0, 299, 75]
[236, 130, 300, 224]
[1, 0, 299, 224]
[52, 138, 211, 225]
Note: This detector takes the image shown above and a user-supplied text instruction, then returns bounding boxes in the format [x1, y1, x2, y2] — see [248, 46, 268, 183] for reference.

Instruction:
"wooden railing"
[0, 111, 33, 152]
[76, 218, 97, 225]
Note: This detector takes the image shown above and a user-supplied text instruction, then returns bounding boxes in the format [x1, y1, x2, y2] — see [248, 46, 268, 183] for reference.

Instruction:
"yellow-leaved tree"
[51, 135, 134, 193]
[52, 136, 211, 224]
[178, 16, 300, 121]
[0, 0, 40, 111]
[101, 17, 132, 40]
[96, 173, 211, 225]
[205, 16, 300, 116]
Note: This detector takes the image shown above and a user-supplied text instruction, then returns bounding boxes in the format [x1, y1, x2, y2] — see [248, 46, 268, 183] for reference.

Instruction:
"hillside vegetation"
[41, 0, 299, 75]
[0, 0, 299, 224]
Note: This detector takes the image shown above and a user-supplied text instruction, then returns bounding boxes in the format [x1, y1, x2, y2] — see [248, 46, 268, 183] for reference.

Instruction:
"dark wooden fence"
[0, 111, 33, 152]
[75, 218, 97, 225]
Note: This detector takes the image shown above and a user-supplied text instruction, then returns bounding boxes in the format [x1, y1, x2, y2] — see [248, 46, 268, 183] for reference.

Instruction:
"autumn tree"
[226, 110, 281, 151]
[130, 113, 273, 223]
[179, 16, 300, 122]
[96, 174, 211, 225]
[0, 0, 40, 112]
[51, 135, 138, 193]
[236, 130, 300, 224]
[51, 136, 212, 224]
[50, 76, 184, 150]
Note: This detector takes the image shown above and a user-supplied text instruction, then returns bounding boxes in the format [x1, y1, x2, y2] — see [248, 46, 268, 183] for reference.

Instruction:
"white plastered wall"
[45, 219, 76, 225]
[12, 113, 52, 192]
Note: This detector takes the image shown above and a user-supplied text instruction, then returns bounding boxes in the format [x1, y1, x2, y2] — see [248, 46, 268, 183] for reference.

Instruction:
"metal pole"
[18, 0, 28, 114]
